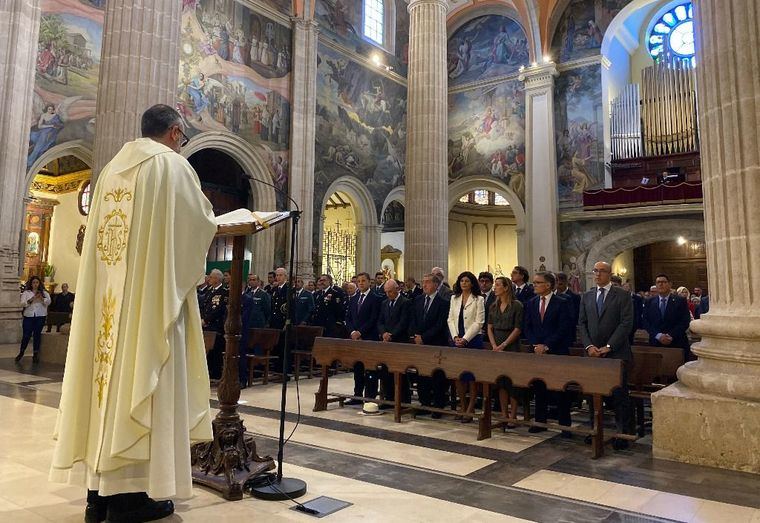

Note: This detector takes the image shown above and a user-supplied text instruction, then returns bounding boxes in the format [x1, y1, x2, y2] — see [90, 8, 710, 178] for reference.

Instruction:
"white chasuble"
[50, 138, 218, 498]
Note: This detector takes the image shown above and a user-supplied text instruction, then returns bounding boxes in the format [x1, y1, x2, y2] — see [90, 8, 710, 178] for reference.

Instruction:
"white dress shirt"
[20, 290, 51, 317]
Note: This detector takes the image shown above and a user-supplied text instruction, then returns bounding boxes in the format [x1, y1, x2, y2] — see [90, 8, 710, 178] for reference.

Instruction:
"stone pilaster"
[519, 62, 560, 272]
[403, 0, 448, 280]
[92, 0, 183, 178]
[357, 224, 382, 275]
[288, 18, 318, 278]
[652, 0, 760, 473]
[0, 0, 42, 343]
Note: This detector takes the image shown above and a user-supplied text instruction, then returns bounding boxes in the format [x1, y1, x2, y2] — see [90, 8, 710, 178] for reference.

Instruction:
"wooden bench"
[312, 338, 623, 458]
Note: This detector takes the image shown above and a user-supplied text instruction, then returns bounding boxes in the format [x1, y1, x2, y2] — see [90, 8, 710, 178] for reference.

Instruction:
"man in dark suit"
[201, 269, 228, 380]
[293, 277, 315, 325]
[479, 272, 496, 334]
[409, 273, 451, 417]
[240, 274, 272, 386]
[432, 267, 453, 300]
[269, 268, 289, 330]
[377, 279, 412, 404]
[524, 271, 573, 434]
[643, 273, 691, 360]
[345, 272, 383, 404]
[692, 286, 709, 318]
[311, 274, 347, 337]
[402, 276, 423, 301]
[621, 281, 644, 344]
[373, 271, 387, 298]
[511, 265, 534, 306]
[555, 271, 581, 345]
[578, 261, 634, 450]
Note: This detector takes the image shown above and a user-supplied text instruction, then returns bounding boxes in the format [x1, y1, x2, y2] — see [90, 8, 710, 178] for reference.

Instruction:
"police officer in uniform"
[294, 277, 315, 325]
[240, 274, 271, 386]
[401, 276, 423, 301]
[269, 267, 289, 330]
[201, 268, 228, 380]
[311, 273, 346, 338]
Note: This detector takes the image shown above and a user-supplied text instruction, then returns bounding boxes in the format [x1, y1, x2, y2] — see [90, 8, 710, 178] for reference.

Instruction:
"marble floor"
[2, 343, 760, 522]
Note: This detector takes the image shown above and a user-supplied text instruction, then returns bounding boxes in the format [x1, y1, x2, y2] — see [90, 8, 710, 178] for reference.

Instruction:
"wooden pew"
[312, 338, 623, 458]
[631, 345, 684, 383]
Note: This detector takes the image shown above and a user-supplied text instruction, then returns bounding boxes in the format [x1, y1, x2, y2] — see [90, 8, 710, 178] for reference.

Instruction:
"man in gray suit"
[578, 261, 634, 450]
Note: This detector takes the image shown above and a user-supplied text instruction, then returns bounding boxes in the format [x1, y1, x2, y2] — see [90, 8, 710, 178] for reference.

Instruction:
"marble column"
[519, 62, 560, 273]
[652, 0, 760, 473]
[404, 0, 448, 280]
[357, 224, 382, 276]
[288, 18, 319, 278]
[92, 0, 183, 178]
[0, 0, 42, 343]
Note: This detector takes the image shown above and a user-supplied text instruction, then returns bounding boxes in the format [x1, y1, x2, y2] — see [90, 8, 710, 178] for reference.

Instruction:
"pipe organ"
[611, 57, 699, 161]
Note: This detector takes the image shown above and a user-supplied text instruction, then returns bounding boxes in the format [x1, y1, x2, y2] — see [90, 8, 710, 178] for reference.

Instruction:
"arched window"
[458, 191, 510, 207]
[362, 0, 395, 54]
[78, 180, 91, 216]
[648, 2, 695, 67]
[363, 0, 384, 45]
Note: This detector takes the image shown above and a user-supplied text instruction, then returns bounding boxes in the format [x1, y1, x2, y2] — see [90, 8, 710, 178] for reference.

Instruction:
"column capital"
[407, 0, 449, 13]
[519, 62, 559, 92]
[292, 17, 319, 32]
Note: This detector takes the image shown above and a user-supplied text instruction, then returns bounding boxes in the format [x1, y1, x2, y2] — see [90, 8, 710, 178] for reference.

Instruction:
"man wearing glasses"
[51, 105, 216, 521]
[578, 261, 634, 450]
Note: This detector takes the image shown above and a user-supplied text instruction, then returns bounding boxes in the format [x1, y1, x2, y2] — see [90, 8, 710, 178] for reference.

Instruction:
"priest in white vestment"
[50, 105, 218, 523]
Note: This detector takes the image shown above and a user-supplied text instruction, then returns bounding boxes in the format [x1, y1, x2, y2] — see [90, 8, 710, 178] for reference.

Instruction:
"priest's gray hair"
[141, 104, 181, 138]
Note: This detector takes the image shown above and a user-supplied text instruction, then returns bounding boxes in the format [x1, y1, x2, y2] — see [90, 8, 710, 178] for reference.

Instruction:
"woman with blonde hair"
[677, 286, 695, 319]
[487, 276, 524, 426]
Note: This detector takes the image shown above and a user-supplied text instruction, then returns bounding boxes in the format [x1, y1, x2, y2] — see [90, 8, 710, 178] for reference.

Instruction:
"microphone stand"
[243, 174, 307, 500]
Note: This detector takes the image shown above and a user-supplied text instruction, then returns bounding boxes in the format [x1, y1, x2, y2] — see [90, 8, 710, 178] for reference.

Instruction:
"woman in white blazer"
[447, 271, 485, 422]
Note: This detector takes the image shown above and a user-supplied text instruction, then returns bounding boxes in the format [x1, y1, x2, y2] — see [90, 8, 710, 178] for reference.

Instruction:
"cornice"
[559, 203, 704, 223]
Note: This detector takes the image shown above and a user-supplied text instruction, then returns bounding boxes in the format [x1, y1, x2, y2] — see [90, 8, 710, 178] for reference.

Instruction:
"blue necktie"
[660, 297, 667, 318]
[424, 296, 431, 316]
[596, 287, 605, 315]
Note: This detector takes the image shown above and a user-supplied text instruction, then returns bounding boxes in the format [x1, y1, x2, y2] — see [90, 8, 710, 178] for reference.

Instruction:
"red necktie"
[540, 296, 546, 321]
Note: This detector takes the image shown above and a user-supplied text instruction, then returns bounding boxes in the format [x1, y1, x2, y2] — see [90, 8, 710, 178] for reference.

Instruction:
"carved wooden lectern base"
[190, 219, 289, 500]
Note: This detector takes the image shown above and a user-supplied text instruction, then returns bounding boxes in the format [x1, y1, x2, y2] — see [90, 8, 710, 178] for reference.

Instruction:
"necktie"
[424, 295, 431, 316]
[540, 296, 546, 321]
[597, 287, 605, 315]
[660, 297, 667, 318]
[389, 299, 395, 311]
[358, 293, 365, 310]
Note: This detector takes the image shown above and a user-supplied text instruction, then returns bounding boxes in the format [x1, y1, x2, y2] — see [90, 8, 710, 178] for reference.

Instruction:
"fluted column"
[288, 18, 319, 278]
[92, 0, 182, 177]
[0, 0, 42, 342]
[519, 62, 560, 273]
[652, 0, 760, 473]
[404, 0, 448, 279]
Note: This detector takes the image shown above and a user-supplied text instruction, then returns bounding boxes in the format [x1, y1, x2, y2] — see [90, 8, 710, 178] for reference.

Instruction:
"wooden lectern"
[191, 212, 292, 500]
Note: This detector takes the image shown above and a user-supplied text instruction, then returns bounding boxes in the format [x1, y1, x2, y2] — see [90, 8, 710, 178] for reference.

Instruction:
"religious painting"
[177, 0, 291, 193]
[315, 0, 410, 76]
[447, 15, 529, 88]
[448, 80, 526, 204]
[27, 0, 104, 171]
[550, 0, 633, 63]
[313, 43, 406, 219]
[554, 64, 604, 209]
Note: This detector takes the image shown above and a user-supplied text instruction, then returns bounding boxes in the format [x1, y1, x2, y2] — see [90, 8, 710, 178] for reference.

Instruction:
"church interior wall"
[177, 0, 292, 203]
[611, 247, 634, 287]
[27, 0, 104, 175]
[29, 188, 86, 291]
[448, 207, 518, 280]
[380, 230, 404, 280]
[312, 40, 407, 261]
[315, 0, 410, 76]
[447, 14, 528, 208]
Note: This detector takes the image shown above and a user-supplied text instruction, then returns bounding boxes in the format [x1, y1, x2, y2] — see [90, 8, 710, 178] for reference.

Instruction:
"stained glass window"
[648, 2, 696, 67]
[364, 0, 384, 46]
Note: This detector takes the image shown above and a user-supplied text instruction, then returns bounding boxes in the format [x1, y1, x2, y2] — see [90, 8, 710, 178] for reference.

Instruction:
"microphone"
[241, 173, 300, 213]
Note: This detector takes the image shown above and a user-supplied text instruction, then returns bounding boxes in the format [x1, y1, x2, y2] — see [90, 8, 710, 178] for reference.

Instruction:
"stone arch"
[447, 175, 528, 269]
[447, 4, 534, 61]
[583, 218, 705, 288]
[381, 185, 405, 217]
[320, 176, 380, 275]
[25, 140, 94, 193]
[182, 131, 278, 277]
